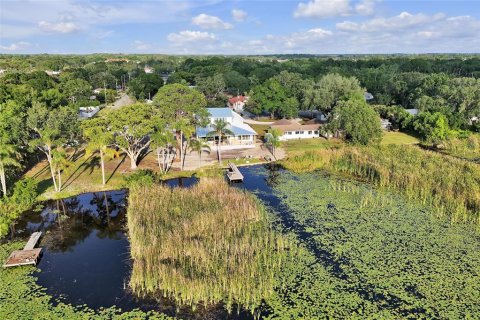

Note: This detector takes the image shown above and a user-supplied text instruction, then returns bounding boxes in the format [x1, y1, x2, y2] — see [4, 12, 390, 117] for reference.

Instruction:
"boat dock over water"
[4, 232, 43, 268]
[226, 162, 244, 182]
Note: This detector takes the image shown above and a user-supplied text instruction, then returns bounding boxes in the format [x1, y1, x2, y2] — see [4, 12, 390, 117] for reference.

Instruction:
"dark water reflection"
[12, 171, 284, 318]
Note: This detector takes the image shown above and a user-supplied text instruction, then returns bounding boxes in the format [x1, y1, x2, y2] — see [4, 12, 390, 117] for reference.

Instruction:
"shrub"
[123, 169, 156, 187]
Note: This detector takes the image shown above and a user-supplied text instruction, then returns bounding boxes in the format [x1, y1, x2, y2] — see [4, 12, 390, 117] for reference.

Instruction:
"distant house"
[45, 70, 61, 76]
[269, 119, 321, 141]
[228, 96, 247, 112]
[406, 109, 419, 116]
[364, 92, 374, 101]
[160, 72, 171, 83]
[298, 110, 328, 123]
[196, 108, 257, 148]
[105, 58, 129, 63]
[78, 106, 100, 119]
[381, 119, 392, 130]
[144, 66, 154, 74]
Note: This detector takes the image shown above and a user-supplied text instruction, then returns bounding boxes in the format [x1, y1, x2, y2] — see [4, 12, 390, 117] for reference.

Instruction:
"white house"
[228, 96, 247, 112]
[381, 119, 392, 130]
[45, 70, 61, 76]
[406, 109, 419, 116]
[144, 66, 154, 74]
[78, 106, 100, 119]
[269, 119, 321, 141]
[196, 108, 257, 148]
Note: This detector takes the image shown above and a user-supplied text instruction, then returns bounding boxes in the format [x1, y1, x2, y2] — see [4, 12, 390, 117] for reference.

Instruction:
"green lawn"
[281, 138, 344, 155]
[26, 150, 195, 201]
[250, 123, 270, 138]
[381, 131, 419, 145]
[25, 149, 263, 201]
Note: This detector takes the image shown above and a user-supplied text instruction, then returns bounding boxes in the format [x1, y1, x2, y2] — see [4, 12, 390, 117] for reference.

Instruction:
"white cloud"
[167, 30, 216, 45]
[294, 0, 379, 18]
[240, 28, 333, 53]
[192, 14, 233, 29]
[355, 0, 378, 15]
[0, 41, 32, 51]
[232, 9, 247, 22]
[284, 28, 333, 49]
[294, 0, 351, 18]
[38, 21, 80, 33]
[0, 0, 201, 39]
[336, 12, 446, 32]
[134, 40, 152, 50]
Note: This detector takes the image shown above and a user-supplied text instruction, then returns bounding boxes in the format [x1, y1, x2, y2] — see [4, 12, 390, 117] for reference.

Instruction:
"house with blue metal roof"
[196, 108, 257, 148]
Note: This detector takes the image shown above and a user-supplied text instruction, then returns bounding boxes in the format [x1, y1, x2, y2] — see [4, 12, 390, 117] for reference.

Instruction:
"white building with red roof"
[228, 95, 247, 112]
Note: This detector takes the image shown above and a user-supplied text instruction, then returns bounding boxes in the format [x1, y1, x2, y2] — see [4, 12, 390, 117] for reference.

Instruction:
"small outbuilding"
[269, 119, 321, 141]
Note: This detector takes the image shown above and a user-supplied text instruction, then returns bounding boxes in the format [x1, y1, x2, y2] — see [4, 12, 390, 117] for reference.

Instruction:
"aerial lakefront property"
[196, 107, 257, 148]
[269, 118, 321, 141]
[1, 1, 480, 319]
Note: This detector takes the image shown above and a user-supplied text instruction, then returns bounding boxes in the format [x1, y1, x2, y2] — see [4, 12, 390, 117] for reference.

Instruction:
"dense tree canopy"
[248, 79, 299, 119]
[331, 95, 383, 145]
[0, 53, 479, 194]
[128, 73, 164, 100]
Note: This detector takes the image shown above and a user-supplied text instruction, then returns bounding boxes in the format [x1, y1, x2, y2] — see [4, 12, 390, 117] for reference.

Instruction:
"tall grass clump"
[127, 178, 287, 316]
[282, 144, 480, 225]
[443, 134, 480, 162]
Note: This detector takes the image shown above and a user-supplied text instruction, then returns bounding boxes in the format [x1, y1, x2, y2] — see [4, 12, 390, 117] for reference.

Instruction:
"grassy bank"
[127, 178, 287, 315]
[25, 148, 265, 201]
[381, 131, 419, 145]
[281, 144, 480, 225]
[281, 138, 344, 154]
[442, 134, 480, 162]
[0, 241, 172, 320]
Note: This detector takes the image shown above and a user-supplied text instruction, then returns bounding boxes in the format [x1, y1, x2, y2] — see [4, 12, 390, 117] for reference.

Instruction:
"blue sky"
[0, 0, 479, 54]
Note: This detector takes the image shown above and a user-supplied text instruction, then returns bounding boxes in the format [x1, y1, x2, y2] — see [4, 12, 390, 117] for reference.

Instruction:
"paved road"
[109, 93, 135, 109]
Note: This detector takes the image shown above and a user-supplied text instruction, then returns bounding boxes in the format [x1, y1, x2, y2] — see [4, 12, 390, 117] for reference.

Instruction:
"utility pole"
[104, 81, 107, 104]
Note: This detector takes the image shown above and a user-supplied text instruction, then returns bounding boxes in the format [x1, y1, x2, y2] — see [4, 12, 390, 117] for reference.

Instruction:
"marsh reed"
[282, 145, 480, 225]
[127, 178, 287, 315]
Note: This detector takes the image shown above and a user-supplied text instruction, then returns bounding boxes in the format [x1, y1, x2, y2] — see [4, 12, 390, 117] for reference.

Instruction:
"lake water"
[12, 170, 276, 318]
[11, 164, 480, 318]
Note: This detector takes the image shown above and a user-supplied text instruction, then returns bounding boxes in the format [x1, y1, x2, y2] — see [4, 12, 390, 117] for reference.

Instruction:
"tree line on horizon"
[0, 54, 479, 236]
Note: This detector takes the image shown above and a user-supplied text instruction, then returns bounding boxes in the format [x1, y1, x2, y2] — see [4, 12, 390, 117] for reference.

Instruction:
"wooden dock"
[226, 162, 244, 182]
[4, 232, 43, 268]
[23, 231, 42, 250]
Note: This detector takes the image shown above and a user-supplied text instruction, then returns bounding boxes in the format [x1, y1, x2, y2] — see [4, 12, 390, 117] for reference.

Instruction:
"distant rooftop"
[207, 107, 234, 118]
[405, 109, 419, 116]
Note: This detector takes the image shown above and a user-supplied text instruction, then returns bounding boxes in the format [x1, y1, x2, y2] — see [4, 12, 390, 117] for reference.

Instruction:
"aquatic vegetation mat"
[127, 178, 287, 315]
[264, 171, 480, 319]
[280, 144, 480, 225]
[0, 241, 172, 319]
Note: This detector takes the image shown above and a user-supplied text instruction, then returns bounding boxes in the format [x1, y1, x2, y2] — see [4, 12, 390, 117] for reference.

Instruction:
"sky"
[0, 0, 479, 54]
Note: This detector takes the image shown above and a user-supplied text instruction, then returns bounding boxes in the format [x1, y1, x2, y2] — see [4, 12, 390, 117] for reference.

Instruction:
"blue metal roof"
[196, 124, 256, 138]
[207, 107, 233, 118]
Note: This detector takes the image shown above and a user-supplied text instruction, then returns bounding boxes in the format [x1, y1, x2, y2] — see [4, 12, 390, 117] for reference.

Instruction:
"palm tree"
[189, 139, 211, 167]
[151, 129, 176, 174]
[82, 118, 117, 185]
[264, 128, 281, 160]
[174, 119, 195, 171]
[207, 119, 234, 164]
[0, 141, 21, 197]
[51, 149, 71, 191]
